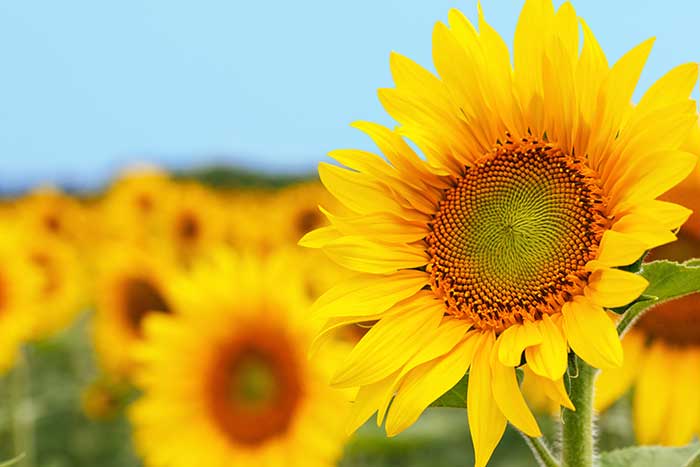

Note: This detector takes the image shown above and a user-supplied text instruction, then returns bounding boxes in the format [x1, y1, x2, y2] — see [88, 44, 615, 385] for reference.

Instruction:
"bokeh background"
[0, 1, 698, 466]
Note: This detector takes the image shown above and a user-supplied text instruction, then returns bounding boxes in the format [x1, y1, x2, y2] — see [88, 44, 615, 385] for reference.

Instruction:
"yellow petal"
[497, 320, 542, 367]
[612, 150, 697, 215]
[636, 62, 699, 116]
[662, 348, 700, 446]
[323, 207, 428, 244]
[562, 296, 623, 369]
[621, 199, 692, 231]
[634, 342, 671, 444]
[346, 372, 398, 435]
[611, 212, 678, 250]
[490, 351, 541, 437]
[377, 317, 473, 425]
[584, 268, 649, 308]
[298, 225, 342, 248]
[595, 331, 644, 412]
[468, 332, 507, 467]
[332, 293, 444, 387]
[385, 332, 480, 436]
[525, 314, 568, 380]
[588, 230, 648, 269]
[311, 270, 428, 319]
[321, 236, 427, 274]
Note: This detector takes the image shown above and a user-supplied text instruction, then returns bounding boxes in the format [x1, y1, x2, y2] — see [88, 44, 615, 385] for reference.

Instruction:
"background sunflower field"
[1, 1, 699, 467]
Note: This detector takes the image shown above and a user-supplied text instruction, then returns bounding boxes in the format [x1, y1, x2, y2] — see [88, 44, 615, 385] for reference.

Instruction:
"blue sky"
[0, 1, 698, 188]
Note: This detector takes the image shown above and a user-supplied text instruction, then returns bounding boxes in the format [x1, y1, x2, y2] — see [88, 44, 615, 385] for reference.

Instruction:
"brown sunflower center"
[426, 139, 608, 332]
[636, 293, 700, 346]
[121, 278, 171, 335]
[207, 327, 303, 446]
[177, 212, 200, 243]
[43, 213, 62, 234]
[296, 208, 322, 237]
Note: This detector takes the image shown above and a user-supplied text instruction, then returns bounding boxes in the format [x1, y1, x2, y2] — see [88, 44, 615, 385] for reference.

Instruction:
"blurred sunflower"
[14, 186, 88, 246]
[0, 227, 40, 372]
[222, 189, 275, 254]
[22, 234, 89, 339]
[301, 1, 699, 464]
[270, 182, 339, 246]
[98, 167, 174, 245]
[157, 182, 227, 264]
[129, 251, 350, 467]
[92, 245, 178, 378]
[596, 158, 700, 446]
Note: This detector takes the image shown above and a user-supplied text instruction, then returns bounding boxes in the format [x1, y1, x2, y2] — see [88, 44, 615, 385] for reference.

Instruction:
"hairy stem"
[520, 432, 560, 467]
[561, 356, 596, 467]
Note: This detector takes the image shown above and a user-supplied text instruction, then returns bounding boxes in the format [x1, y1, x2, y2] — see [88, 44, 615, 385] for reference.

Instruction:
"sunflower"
[222, 189, 276, 254]
[269, 182, 341, 246]
[156, 182, 227, 265]
[0, 226, 40, 373]
[596, 158, 700, 446]
[92, 244, 178, 378]
[13, 187, 88, 246]
[129, 250, 350, 467]
[21, 233, 89, 339]
[300, 1, 699, 464]
[98, 167, 175, 245]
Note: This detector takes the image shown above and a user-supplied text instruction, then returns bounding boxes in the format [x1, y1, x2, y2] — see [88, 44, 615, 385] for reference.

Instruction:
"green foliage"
[173, 165, 315, 189]
[600, 444, 700, 467]
[429, 374, 469, 409]
[617, 260, 700, 335]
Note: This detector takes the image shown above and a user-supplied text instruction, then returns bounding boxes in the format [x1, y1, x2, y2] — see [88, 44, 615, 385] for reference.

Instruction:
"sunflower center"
[122, 278, 171, 335]
[635, 293, 700, 346]
[177, 212, 200, 243]
[427, 139, 607, 332]
[296, 208, 322, 237]
[207, 327, 303, 446]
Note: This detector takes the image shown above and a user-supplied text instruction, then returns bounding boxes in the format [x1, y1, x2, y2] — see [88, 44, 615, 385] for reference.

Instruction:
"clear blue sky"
[0, 1, 698, 188]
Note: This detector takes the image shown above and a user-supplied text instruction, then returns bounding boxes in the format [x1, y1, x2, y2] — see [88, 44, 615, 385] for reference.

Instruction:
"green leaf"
[428, 369, 524, 409]
[600, 444, 700, 467]
[430, 374, 468, 408]
[617, 260, 700, 335]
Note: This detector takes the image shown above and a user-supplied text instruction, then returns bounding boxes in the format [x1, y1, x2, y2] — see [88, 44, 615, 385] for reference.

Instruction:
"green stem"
[9, 350, 35, 467]
[561, 356, 596, 467]
[520, 432, 560, 467]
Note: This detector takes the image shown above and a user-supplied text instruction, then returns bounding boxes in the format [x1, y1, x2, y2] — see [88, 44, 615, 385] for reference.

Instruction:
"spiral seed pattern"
[426, 138, 608, 332]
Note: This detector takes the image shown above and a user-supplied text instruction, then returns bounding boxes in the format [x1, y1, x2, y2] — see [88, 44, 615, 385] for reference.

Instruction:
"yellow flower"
[596, 159, 700, 446]
[129, 250, 350, 467]
[301, 1, 699, 464]
[269, 182, 340, 246]
[98, 167, 175, 245]
[92, 244, 178, 378]
[0, 227, 40, 373]
[156, 182, 227, 264]
[14, 187, 88, 246]
[22, 233, 89, 339]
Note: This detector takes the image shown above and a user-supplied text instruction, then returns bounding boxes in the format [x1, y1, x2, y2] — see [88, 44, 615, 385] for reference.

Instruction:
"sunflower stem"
[520, 432, 560, 467]
[561, 356, 596, 467]
[9, 350, 36, 467]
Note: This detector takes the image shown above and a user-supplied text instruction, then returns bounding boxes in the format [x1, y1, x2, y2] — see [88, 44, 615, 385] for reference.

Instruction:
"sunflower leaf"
[617, 260, 700, 335]
[430, 373, 468, 408]
[600, 444, 700, 467]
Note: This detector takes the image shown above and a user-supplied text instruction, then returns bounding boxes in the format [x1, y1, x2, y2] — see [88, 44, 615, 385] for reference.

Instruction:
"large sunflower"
[92, 244, 178, 378]
[129, 250, 350, 467]
[301, 1, 699, 464]
[596, 159, 700, 446]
